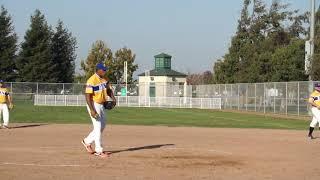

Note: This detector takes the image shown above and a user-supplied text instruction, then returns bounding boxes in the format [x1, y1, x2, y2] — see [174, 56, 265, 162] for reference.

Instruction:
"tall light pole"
[124, 61, 128, 96]
[308, 0, 316, 80]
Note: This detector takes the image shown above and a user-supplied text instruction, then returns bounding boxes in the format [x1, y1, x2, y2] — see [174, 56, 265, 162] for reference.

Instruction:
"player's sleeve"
[85, 82, 94, 94]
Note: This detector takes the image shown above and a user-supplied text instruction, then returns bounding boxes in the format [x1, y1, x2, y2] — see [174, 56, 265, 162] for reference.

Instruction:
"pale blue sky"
[0, 0, 311, 75]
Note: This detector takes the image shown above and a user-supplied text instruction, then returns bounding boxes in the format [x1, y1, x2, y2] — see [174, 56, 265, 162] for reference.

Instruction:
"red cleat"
[1, 125, 10, 129]
[94, 152, 109, 158]
[81, 140, 94, 154]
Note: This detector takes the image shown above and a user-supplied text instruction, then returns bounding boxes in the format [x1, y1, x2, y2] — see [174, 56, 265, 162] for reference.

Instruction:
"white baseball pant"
[310, 107, 320, 128]
[84, 102, 107, 153]
[0, 103, 9, 126]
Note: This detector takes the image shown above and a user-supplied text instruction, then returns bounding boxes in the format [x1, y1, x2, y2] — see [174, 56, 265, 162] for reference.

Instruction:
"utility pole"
[308, 0, 316, 80]
[124, 61, 128, 96]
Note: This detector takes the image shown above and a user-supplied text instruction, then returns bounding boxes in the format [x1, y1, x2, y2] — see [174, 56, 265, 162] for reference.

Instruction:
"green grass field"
[7, 101, 310, 130]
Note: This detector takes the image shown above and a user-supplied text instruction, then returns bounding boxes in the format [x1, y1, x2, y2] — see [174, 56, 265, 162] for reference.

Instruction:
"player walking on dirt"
[0, 80, 13, 129]
[308, 83, 320, 139]
[81, 63, 116, 158]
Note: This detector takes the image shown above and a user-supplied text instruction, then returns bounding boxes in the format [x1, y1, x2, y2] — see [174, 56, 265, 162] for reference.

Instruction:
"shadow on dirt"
[107, 144, 175, 154]
[8, 124, 48, 129]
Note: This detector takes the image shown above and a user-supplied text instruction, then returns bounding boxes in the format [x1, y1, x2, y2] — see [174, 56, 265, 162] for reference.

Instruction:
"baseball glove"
[103, 101, 116, 110]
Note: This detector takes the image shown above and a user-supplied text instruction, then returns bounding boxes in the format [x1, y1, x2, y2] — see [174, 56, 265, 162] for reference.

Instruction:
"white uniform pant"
[310, 107, 320, 127]
[0, 104, 9, 126]
[84, 102, 106, 153]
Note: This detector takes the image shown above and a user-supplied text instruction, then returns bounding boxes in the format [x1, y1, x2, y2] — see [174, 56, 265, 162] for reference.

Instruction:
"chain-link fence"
[4, 81, 316, 116]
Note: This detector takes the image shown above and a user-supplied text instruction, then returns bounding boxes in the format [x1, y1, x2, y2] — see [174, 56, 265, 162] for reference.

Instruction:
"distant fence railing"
[34, 95, 222, 110]
[5, 81, 317, 116]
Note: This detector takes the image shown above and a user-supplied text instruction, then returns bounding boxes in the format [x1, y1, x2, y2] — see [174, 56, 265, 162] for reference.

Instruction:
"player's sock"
[309, 127, 315, 136]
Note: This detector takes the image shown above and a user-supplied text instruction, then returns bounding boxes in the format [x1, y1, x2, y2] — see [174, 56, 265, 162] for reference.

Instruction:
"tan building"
[138, 53, 187, 97]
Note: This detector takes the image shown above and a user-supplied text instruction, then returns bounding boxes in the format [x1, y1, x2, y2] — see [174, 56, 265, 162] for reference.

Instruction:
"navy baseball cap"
[96, 63, 108, 71]
[0, 80, 3, 83]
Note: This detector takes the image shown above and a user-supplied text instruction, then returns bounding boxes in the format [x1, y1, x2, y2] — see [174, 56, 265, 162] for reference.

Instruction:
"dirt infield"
[0, 124, 320, 180]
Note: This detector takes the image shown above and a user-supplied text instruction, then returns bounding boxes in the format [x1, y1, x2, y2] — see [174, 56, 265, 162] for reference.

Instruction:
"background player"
[81, 63, 116, 158]
[308, 83, 320, 139]
[0, 80, 13, 129]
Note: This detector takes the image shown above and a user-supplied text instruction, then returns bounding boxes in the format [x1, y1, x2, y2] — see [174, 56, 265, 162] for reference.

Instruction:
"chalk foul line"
[0, 162, 90, 167]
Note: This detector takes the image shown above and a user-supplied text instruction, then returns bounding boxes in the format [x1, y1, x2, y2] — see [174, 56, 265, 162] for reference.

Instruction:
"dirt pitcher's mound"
[0, 124, 319, 180]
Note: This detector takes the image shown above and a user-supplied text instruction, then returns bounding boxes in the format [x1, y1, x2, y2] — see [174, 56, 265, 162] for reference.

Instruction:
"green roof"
[154, 53, 172, 58]
[138, 69, 187, 77]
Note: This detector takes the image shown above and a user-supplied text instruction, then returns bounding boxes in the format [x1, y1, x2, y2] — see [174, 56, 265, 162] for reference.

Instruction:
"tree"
[81, 40, 113, 81]
[0, 6, 18, 81]
[113, 47, 138, 83]
[51, 20, 77, 83]
[187, 73, 203, 85]
[187, 71, 214, 85]
[73, 73, 86, 83]
[16, 10, 55, 82]
[271, 40, 307, 81]
[213, 59, 226, 83]
[212, 0, 257, 83]
[311, 6, 320, 80]
[213, 0, 308, 83]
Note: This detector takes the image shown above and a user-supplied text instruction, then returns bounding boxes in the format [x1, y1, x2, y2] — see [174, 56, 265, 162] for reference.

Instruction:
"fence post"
[224, 84, 227, 109]
[138, 96, 140, 107]
[77, 95, 79, 106]
[274, 83, 276, 114]
[126, 96, 128, 107]
[297, 82, 300, 116]
[255, 83, 257, 112]
[230, 84, 232, 109]
[246, 84, 248, 111]
[238, 84, 240, 110]
[285, 82, 288, 116]
[264, 83, 266, 114]
[36, 82, 39, 95]
[10, 82, 13, 93]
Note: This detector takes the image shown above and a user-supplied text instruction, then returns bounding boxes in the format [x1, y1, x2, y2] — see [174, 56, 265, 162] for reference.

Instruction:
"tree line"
[0, 7, 76, 82]
[211, 0, 320, 84]
[0, 6, 138, 83]
[79, 40, 138, 84]
[187, 71, 214, 85]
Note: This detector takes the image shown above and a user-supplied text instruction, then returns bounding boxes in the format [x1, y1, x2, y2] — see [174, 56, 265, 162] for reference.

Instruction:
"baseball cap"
[96, 63, 108, 71]
[0, 80, 3, 83]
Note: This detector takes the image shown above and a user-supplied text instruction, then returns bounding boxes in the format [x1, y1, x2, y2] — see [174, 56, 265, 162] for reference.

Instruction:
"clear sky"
[0, 0, 311, 75]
